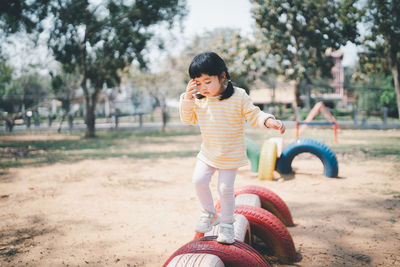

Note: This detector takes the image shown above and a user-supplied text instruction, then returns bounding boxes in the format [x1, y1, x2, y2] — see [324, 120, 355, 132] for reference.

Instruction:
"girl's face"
[194, 73, 226, 97]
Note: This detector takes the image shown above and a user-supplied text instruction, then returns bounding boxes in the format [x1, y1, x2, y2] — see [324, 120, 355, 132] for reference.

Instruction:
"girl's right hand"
[265, 118, 286, 134]
[184, 79, 197, 99]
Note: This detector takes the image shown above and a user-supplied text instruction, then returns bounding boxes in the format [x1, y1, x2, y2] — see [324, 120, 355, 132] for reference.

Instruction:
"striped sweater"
[179, 87, 274, 169]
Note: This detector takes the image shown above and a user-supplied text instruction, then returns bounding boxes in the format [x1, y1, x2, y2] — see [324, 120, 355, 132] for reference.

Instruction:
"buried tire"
[204, 214, 252, 246]
[258, 141, 277, 180]
[235, 205, 297, 263]
[164, 236, 270, 267]
[235, 185, 294, 227]
[166, 253, 225, 267]
[194, 214, 252, 246]
[276, 138, 338, 178]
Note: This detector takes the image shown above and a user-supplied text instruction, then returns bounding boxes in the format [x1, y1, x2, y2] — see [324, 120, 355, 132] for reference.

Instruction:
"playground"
[0, 127, 399, 266]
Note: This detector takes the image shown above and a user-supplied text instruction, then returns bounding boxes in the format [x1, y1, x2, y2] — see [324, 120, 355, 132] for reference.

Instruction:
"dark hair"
[188, 52, 234, 100]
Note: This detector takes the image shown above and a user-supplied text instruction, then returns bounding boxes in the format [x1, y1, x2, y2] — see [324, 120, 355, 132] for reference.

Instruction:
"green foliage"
[360, 0, 400, 118]
[250, 0, 360, 107]
[169, 28, 262, 92]
[0, 56, 13, 87]
[1, 0, 187, 136]
[379, 75, 398, 117]
[45, 0, 186, 87]
[49, 67, 81, 112]
[251, 0, 359, 80]
[0, 56, 15, 112]
[358, 44, 391, 76]
[0, 0, 50, 34]
[0, 57, 49, 114]
[363, 0, 400, 45]
[351, 73, 398, 117]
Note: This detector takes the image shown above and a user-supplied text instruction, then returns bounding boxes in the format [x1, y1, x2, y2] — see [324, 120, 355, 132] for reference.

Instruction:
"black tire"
[276, 138, 338, 178]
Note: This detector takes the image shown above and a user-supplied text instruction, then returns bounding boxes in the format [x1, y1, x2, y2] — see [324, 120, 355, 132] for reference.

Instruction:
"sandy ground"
[0, 134, 400, 266]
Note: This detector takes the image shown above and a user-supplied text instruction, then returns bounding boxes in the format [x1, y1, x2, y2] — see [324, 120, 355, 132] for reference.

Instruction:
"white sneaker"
[195, 210, 220, 233]
[217, 223, 235, 244]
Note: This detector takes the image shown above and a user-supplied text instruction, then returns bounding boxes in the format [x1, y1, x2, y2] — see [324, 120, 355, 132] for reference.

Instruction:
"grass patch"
[0, 248, 18, 257]
[1, 127, 399, 168]
[246, 128, 400, 160]
[0, 129, 200, 168]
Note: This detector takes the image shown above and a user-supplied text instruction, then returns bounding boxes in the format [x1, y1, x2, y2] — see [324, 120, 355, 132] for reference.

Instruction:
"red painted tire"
[200, 214, 252, 246]
[164, 236, 270, 267]
[235, 205, 297, 263]
[194, 232, 204, 239]
[194, 214, 252, 245]
[235, 185, 294, 226]
[166, 253, 225, 267]
[214, 194, 261, 214]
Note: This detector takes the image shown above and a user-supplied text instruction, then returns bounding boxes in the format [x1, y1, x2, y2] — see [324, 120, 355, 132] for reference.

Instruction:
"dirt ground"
[0, 133, 399, 266]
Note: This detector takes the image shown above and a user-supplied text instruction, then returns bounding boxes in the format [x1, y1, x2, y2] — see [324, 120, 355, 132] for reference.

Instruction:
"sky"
[184, 0, 254, 36]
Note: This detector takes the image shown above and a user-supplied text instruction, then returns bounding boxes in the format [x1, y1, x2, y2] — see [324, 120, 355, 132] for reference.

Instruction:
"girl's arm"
[179, 80, 198, 125]
[265, 117, 286, 134]
[241, 90, 285, 133]
[241, 90, 275, 128]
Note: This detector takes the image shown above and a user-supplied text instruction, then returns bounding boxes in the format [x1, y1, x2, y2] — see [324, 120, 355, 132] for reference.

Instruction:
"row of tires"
[247, 138, 339, 180]
[164, 185, 300, 267]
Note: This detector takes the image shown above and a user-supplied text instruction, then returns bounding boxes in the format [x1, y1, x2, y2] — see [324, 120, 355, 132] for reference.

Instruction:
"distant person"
[179, 52, 285, 244]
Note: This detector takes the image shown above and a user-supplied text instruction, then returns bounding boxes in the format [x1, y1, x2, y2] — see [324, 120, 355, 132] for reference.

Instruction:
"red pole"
[296, 121, 299, 139]
[334, 122, 338, 143]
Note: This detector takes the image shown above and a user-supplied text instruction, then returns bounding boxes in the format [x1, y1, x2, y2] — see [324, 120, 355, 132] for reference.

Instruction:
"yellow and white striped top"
[179, 87, 274, 169]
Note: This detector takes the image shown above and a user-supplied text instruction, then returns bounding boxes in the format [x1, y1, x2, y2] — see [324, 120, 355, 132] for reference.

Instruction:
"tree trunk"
[388, 47, 400, 119]
[84, 90, 99, 138]
[85, 106, 96, 138]
[5, 117, 14, 132]
[161, 108, 168, 132]
[293, 80, 301, 120]
[57, 113, 65, 133]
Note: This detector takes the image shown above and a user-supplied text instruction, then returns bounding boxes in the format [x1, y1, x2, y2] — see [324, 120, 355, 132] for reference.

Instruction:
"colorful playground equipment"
[246, 137, 339, 179]
[277, 138, 339, 178]
[164, 185, 298, 267]
[296, 101, 340, 143]
[164, 131, 339, 265]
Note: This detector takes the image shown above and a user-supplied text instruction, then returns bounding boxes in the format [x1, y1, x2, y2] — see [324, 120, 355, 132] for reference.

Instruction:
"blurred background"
[0, 0, 399, 137]
[1, 2, 399, 266]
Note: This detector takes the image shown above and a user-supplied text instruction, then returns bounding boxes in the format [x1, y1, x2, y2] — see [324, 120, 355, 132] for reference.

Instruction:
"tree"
[166, 28, 263, 93]
[0, 55, 16, 131]
[0, 0, 49, 34]
[47, 0, 186, 137]
[351, 73, 396, 117]
[50, 67, 81, 132]
[0, 56, 14, 109]
[127, 70, 165, 130]
[250, 0, 360, 116]
[361, 0, 400, 119]
[0, 67, 49, 130]
[1, 0, 186, 137]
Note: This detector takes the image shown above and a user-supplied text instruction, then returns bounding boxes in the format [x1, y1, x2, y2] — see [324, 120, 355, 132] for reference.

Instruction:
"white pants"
[192, 159, 237, 224]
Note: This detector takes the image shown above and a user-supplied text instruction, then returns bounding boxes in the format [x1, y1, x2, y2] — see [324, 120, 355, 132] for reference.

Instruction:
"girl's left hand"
[265, 118, 285, 134]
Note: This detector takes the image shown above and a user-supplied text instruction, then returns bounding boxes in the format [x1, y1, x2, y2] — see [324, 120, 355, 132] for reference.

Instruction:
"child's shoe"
[195, 210, 220, 233]
[217, 223, 235, 244]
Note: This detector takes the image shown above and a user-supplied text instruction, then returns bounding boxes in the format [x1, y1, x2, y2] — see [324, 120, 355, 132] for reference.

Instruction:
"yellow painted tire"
[258, 141, 277, 180]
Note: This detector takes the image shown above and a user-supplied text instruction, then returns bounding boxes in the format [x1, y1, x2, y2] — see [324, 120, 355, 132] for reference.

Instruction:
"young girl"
[180, 52, 285, 244]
